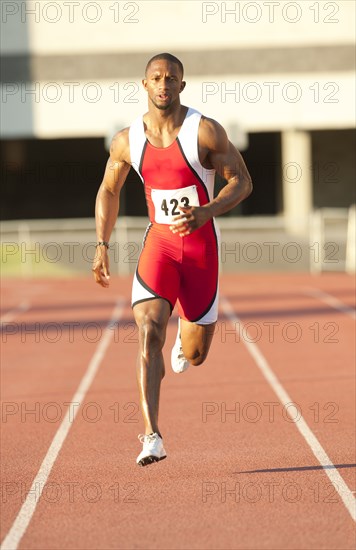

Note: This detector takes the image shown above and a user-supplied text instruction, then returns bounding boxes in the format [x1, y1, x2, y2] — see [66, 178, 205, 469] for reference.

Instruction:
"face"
[143, 59, 186, 110]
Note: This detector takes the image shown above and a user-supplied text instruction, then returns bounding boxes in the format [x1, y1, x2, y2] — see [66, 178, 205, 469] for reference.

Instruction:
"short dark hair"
[145, 53, 184, 77]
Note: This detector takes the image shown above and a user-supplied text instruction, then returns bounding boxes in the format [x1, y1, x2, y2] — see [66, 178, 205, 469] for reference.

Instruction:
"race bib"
[151, 185, 200, 224]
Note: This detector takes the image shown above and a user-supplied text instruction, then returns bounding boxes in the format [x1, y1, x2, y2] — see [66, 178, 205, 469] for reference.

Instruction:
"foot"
[136, 433, 167, 467]
[171, 323, 190, 373]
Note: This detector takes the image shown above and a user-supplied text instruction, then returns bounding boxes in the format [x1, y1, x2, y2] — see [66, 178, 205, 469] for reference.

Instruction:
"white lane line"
[304, 287, 356, 320]
[220, 296, 356, 523]
[0, 298, 126, 550]
[0, 301, 31, 324]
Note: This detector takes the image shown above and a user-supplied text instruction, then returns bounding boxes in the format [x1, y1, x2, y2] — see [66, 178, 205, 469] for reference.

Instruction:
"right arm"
[92, 129, 131, 287]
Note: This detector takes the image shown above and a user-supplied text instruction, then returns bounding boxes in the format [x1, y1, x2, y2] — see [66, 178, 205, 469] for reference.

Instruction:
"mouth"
[157, 93, 170, 101]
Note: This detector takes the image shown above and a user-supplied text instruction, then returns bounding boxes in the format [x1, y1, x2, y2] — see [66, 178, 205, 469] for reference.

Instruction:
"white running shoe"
[171, 321, 190, 373]
[136, 433, 167, 467]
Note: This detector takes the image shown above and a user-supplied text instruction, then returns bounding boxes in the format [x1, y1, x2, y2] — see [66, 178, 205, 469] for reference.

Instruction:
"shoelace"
[138, 433, 157, 444]
[176, 335, 186, 360]
[177, 345, 185, 360]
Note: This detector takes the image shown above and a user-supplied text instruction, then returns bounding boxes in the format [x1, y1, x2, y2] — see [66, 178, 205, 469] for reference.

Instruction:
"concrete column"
[282, 130, 313, 236]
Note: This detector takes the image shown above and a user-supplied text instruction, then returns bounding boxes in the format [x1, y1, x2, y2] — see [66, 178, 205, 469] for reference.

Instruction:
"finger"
[102, 263, 110, 279]
[92, 264, 109, 287]
[172, 205, 192, 219]
[99, 271, 110, 287]
[171, 213, 187, 223]
[177, 213, 193, 227]
[170, 217, 187, 233]
[178, 227, 191, 237]
[100, 266, 110, 283]
[170, 221, 189, 234]
[94, 271, 105, 287]
[170, 219, 186, 228]
[175, 223, 192, 237]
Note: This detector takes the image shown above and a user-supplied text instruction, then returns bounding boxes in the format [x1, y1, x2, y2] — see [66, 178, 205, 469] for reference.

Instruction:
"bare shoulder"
[110, 127, 131, 164]
[199, 116, 229, 154]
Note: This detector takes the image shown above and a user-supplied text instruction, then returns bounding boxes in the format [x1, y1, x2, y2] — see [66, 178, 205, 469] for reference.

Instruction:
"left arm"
[170, 118, 252, 236]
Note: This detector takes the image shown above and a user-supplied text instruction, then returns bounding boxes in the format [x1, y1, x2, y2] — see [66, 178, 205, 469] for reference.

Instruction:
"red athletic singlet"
[129, 107, 220, 324]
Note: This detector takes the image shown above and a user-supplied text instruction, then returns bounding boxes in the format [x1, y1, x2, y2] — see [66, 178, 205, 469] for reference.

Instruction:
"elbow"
[243, 176, 253, 199]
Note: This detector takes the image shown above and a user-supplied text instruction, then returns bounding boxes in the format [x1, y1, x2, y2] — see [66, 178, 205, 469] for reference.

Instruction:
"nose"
[159, 77, 170, 90]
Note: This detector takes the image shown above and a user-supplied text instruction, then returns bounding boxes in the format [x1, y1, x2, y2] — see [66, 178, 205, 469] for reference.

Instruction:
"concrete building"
[1, 1, 355, 271]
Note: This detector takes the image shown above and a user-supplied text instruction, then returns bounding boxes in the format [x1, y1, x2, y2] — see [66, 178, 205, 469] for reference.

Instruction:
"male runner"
[92, 53, 252, 466]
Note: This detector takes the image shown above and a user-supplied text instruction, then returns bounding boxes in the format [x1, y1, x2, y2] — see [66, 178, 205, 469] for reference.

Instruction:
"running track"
[1, 273, 355, 549]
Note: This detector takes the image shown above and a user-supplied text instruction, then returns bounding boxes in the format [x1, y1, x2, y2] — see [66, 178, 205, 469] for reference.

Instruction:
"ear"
[142, 78, 148, 91]
[180, 80, 186, 92]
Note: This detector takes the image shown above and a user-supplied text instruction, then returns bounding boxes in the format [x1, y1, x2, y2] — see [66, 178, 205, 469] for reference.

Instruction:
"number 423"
[161, 196, 190, 216]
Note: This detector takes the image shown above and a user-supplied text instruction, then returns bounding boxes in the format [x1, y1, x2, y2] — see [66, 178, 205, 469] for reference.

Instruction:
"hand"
[169, 205, 212, 237]
[92, 245, 110, 287]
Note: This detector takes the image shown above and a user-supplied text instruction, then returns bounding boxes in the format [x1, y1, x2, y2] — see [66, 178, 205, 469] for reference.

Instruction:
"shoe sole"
[137, 455, 167, 467]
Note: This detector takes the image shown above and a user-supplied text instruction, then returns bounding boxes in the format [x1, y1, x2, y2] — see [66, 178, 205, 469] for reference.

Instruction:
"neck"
[146, 101, 186, 131]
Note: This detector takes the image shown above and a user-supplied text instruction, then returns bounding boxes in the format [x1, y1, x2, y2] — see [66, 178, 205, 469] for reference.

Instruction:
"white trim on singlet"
[128, 107, 216, 200]
[177, 108, 215, 201]
[128, 117, 146, 182]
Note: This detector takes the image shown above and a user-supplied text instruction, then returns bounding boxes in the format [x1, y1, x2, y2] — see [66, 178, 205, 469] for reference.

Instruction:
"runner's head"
[145, 53, 184, 78]
[143, 53, 186, 110]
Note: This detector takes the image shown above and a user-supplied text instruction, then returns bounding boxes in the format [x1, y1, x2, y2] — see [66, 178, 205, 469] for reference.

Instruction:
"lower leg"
[180, 320, 216, 366]
[134, 300, 171, 436]
[136, 344, 164, 436]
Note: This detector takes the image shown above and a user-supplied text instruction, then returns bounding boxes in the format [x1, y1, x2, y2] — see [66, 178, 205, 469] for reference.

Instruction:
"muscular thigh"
[132, 224, 180, 312]
[177, 223, 219, 323]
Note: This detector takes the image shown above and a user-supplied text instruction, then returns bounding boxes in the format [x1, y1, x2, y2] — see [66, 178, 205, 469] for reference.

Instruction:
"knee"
[190, 355, 206, 367]
[138, 316, 166, 353]
[185, 350, 207, 367]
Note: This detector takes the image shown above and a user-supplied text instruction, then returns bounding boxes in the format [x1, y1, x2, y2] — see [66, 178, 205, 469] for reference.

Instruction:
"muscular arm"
[93, 129, 131, 287]
[203, 118, 252, 217]
[170, 117, 252, 236]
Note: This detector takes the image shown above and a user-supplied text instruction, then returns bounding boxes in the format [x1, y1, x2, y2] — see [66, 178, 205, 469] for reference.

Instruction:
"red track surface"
[1, 273, 355, 549]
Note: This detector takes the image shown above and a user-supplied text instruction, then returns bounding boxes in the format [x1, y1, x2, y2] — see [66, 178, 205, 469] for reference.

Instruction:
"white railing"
[309, 206, 355, 274]
[1, 211, 354, 275]
[346, 204, 356, 274]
